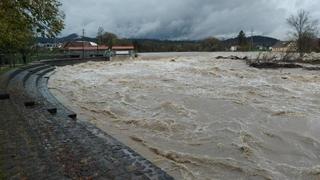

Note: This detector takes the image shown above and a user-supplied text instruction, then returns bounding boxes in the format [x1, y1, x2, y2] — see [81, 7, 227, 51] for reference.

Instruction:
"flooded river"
[48, 52, 320, 180]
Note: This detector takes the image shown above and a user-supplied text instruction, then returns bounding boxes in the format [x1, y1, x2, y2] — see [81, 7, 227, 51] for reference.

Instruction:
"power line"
[82, 28, 85, 59]
[251, 28, 254, 51]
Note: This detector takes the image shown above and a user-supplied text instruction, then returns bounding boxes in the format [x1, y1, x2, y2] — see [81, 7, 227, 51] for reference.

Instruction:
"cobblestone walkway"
[0, 60, 173, 180]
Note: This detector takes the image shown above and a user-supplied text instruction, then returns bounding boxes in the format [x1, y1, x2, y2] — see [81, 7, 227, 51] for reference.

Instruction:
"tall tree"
[237, 30, 248, 50]
[200, 37, 222, 51]
[97, 26, 104, 45]
[0, 0, 64, 64]
[287, 10, 318, 57]
[97, 32, 118, 48]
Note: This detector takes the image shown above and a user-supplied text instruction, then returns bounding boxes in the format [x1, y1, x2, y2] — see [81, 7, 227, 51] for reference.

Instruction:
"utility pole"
[82, 28, 85, 59]
[250, 28, 254, 51]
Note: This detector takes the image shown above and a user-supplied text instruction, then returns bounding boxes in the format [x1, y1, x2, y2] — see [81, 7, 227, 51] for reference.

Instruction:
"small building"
[256, 45, 269, 51]
[230, 45, 240, 52]
[111, 46, 135, 56]
[37, 42, 63, 49]
[272, 41, 296, 52]
[63, 41, 109, 58]
[62, 41, 136, 58]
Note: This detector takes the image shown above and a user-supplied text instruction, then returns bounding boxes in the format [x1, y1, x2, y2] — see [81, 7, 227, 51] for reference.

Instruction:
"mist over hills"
[38, 33, 278, 45]
[36, 33, 96, 44]
[37, 33, 279, 52]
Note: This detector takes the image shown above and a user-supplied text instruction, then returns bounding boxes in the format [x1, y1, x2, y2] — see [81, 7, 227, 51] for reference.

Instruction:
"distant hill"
[36, 35, 199, 45]
[37, 34, 278, 46]
[222, 36, 279, 47]
[36, 33, 96, 44]
[36, 34, 279, 52]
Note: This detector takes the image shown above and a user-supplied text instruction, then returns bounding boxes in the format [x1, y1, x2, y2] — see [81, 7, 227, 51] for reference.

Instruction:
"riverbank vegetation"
[0, 0, 65, 67]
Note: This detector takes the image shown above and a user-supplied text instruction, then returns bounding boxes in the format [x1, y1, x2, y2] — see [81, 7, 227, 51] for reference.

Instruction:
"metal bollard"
[47, 108, 57, 114]
[68, 113, 77, 120]
[24, 101, 35, 107]
[0, 93, 10, 100]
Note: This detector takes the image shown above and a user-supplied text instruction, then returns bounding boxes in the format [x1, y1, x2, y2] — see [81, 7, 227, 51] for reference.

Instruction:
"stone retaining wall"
[0, 58, 173, 180]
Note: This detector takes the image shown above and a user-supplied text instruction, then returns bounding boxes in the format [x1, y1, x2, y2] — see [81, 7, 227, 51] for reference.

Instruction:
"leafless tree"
[97, 26, 104, 45]
[287, 10, 318, 58]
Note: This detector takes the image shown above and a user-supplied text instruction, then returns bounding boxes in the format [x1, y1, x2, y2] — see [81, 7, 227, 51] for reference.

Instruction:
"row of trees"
[0, 0, 64, 65]
[95, 27, 223, 52]
[132, 38, 223, 52]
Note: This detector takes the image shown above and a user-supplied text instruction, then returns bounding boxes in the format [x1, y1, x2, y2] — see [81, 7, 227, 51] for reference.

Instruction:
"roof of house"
[63, 41, 134, 51]
[67, 46, 109, 51]
[63, 41, 109, 51]
[272, 41, 292, 48]
[112, 46, 134, 50]
[63, 41, 94, 48]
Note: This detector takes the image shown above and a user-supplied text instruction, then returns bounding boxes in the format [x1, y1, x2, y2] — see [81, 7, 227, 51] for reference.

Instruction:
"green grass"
[0, 50, 65, 76]
[0, 168, 4, 180]
[0, 147, 5, 180]
[0, 66, 20, 75]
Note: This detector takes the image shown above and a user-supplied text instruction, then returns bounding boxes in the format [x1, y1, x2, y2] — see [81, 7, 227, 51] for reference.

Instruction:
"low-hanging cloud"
[60, 0, 320, 40]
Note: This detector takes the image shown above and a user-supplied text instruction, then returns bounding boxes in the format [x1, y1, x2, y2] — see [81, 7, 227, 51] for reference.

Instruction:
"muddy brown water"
[48, 52, 320, 180]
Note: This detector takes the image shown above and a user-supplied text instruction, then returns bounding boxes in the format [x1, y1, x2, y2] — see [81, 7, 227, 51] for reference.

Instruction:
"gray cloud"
[60, 0, 320, 40]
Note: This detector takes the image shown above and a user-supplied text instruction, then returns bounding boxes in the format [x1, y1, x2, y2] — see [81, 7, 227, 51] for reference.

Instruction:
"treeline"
[96, 27, 223, 52]
[132, 38, 223, 52]
[99, 35, 277, 52]
[95, 28, 280, 52]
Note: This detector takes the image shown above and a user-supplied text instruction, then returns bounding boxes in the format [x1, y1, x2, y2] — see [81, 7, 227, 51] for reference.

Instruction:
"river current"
[48, 52, 320, 180]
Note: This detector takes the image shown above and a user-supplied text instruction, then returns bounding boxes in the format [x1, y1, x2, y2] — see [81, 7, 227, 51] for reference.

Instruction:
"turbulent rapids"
[48, 52, 320, 180]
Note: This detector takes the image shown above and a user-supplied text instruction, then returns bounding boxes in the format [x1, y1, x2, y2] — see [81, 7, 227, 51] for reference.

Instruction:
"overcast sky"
[60, 0, 320, 40]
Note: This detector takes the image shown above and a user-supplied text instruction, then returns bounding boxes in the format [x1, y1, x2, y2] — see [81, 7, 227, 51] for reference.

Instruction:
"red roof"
[66, 46, 109, 51]
[63, 41, 94, 48]
[63, 41, 134, 51]
[112, 46, 134, 50]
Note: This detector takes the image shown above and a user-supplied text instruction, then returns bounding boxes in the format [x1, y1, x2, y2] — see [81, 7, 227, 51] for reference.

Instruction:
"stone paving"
[0, 60, 174, 180]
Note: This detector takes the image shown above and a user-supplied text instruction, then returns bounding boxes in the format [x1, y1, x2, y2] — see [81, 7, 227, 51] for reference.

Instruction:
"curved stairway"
[0, 61, 173, 180]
